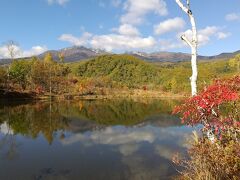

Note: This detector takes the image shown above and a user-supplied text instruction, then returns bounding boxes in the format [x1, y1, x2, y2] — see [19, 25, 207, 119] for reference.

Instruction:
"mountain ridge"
[0, 46, 239, 64]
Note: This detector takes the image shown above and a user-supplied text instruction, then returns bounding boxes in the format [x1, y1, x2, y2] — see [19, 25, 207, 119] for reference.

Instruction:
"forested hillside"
[74, 55, 160, 88]
[0, 53, 239, 97]
[69, 54, 238, 93]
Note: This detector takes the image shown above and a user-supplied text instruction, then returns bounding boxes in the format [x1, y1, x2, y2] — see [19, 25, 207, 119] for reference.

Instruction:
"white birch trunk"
[176, 1, 216, 142]
[176, 0, 198, 96]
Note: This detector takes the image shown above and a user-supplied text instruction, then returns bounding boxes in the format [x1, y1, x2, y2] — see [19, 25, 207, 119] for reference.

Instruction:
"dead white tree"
[176, 0, 198, 96]
[4, 40, 19, 90]
[176, 1, 217, 142]
[5, 40, 19, 62]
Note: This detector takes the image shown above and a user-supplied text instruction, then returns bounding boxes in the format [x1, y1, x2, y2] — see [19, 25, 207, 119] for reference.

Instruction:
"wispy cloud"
[47, 0, 70, 6]
[187, 26, 230, 46]
[57, 0, 232, 53]
[111, 0, 122, 7]
[154, 17, 185, 35]
[120, 0, 168, 25]
[225, 13, 240, 21]
[112, 24, 140, 36]
[61, 126, 155, 146]
[58, 32, 92, 46]
[217, 32, 231, 39]
[90, 34, 156, 52]
[59, 31, 156, 52]
[158, 26, 231, 51]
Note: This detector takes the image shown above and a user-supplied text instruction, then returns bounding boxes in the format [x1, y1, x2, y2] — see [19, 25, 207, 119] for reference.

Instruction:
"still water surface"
[0, 99, 195, 180]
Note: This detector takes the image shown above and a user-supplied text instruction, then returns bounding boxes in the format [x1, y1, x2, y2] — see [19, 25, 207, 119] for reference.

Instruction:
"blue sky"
[0, 0, 240, 58]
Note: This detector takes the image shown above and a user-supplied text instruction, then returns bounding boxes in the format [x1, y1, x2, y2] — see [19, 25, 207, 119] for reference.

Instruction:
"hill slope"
[129, 52, 191, 62]
[75, 55, 160, 87]
[71, 54, 238, 93]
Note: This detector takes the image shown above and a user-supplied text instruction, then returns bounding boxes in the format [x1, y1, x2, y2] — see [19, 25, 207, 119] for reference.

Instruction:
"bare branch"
[181, 35, 193, 48]
[175, 0, 189, 14]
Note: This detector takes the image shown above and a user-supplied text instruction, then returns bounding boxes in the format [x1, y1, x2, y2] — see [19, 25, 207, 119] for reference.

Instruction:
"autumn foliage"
[173, 76, 240, 179]
[173, 76, 240, 139]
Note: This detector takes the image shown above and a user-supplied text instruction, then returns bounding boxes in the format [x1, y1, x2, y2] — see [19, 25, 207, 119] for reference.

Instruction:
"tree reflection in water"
[0, 99, 181, 144]
[0, 99, 192, 179]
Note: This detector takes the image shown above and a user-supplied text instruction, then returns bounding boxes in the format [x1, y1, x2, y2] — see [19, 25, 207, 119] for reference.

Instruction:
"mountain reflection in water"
[0, 99, 194, 180]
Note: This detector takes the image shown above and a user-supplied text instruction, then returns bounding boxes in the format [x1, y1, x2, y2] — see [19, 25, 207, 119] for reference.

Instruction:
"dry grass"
[173, 135, 240, 180]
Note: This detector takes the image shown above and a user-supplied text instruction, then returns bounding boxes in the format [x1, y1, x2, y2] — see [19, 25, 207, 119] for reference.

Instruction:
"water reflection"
[0, 99, 193, 180]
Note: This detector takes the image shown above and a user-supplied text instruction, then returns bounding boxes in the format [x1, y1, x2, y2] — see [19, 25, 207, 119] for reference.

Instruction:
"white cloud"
[61, 126, 155, 146]
[60, 125, 194, 160]
[59, 125, 194, 180]
[68, 25, 229, 53]
[22, 46, 48, 57]
[0, 122, 13, 135]
[114, 24, 140, 36]
[0, 45, 47, 59]
[59, 29, 155, 52]
[121, 0, 168, 25]
[58, 32, 92, 46]
[194, 26, 218, 46]
[119, 144, 140, 156]
[225, 13, 240, 21]
[47, 0, 69, 6]
[90, 34, 156, 52]
[154, 17, 185, 35]
[157, 26, 231, 51]
[180, 26, 230, 46]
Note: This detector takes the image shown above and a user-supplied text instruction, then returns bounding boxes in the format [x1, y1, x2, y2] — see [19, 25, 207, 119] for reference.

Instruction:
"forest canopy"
[0, 53, 239, 96]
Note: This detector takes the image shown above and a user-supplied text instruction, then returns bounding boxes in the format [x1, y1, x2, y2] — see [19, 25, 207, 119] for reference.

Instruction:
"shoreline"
[0, 89, 188, 101]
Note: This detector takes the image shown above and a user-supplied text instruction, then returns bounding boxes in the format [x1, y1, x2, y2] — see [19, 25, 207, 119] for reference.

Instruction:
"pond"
[0, 99, 196, 180]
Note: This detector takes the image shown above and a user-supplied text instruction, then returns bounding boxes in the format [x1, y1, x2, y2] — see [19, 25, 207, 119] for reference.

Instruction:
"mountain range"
[0, 46, 239, 64]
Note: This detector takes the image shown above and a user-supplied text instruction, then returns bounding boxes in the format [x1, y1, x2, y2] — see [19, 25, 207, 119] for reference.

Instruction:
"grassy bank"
[0, 89, 186, 101]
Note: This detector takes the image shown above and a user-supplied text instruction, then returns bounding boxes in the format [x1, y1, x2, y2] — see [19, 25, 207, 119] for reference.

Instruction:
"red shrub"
[173, 76, 240, 136]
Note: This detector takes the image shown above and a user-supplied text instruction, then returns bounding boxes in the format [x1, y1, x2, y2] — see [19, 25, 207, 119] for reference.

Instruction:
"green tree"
[43, 53, 55, 96]
[229, 54, 240, 72]
[31, 60, 47, 91]
[9, 60, 32, 90]
[0, 67, 7, 87]
[30, 53, 71, 94]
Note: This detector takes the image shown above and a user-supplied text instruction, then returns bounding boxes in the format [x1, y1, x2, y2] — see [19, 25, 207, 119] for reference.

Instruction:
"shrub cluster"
[173, 76, 240, 179]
